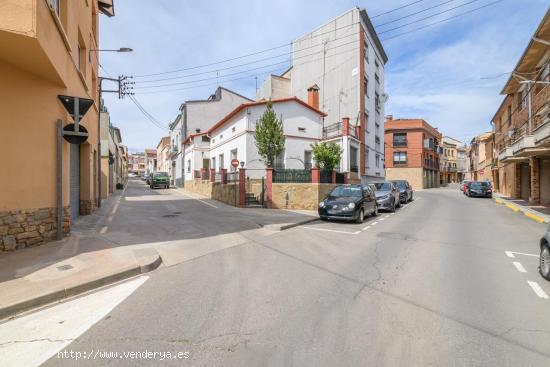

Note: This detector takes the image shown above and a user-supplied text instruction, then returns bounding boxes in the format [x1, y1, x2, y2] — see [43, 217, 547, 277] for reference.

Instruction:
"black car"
[391, 180, 414, 203]
[466, 181, 492, 198]
[371, 181, 401, 212]
[319, 184, 378, 223]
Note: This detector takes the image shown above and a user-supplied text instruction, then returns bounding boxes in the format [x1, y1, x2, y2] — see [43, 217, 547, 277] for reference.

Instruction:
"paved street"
[0, 181, 548, 366]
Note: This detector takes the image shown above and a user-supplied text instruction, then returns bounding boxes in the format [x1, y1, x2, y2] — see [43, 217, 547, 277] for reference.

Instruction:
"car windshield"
[154, 172, 169, 177]
[373, 182, 392, 191]
[470, 181, 490, 189]
[329, 186, 362, 197]
[393, 181, 407, 190]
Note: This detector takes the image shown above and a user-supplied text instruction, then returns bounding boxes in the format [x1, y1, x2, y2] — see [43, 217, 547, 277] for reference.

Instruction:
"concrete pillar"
[342, 117, 350, 136]
[311, 167, 320, 183]
[530, 157, 540, 204]
[238, 168, 246, 207]
[331, 170, 336, 184]
[266, 168, 273, 209]
[210, 168, 215, 183]
[221, 168, 227, 184]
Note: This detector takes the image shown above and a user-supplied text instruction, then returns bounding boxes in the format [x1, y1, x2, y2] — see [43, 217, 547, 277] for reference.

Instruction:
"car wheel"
[355, 209, 364, 224]
[390, 200, 396, 213]
[540, 241, 550, 281]
[320, 216, 328, 221]
[372, 205, 378, 217]
[409, 193, 413, 202]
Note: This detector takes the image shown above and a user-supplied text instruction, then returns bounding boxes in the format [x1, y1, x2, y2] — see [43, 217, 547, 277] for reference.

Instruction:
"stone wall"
[184, 180, 239, 206]
[386, 167, 424, 190]
[271, 183, 336, 210]
[0, 207, 70, 251]
[80, 200, 97, 215]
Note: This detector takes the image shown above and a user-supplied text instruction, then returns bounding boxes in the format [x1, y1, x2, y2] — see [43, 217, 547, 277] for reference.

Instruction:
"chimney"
[342, 117, 350, 136]
[307, 84, 320, 110]
[385, 115, 393, 121]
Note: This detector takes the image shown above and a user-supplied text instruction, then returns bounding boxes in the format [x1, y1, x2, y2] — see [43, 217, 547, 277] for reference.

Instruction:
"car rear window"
[154, 172, 169, 177]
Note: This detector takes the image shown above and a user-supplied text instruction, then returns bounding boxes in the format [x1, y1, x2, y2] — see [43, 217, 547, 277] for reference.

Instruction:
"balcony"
[511, 128, 535, 156]
[393, 140, 408, 147]
[535, 117, 550, 145]
[322, 122, 358, 139]
[498, 146, 513, 162]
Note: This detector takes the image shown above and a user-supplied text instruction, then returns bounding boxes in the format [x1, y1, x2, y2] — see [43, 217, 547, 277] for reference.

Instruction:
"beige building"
[156, 136, 171, 173]
[440, 136, 462, 184]
[469, 132, 494, 184]
[0, 0, 115, 251]
[129, 153, 147, 176]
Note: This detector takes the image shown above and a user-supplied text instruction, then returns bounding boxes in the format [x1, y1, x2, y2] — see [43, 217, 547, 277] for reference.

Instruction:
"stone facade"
[271, 183, 336, 210]
[0, 207, 70, 251]
[80, 200, 97, 215]
[184, 180, 240, 206]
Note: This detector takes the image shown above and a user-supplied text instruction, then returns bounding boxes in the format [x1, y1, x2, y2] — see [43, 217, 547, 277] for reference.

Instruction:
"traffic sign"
[231, 159, 239, 168]
[62, 123, 89, 144]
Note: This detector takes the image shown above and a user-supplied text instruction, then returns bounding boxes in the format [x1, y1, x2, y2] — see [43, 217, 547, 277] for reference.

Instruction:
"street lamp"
[94, 47, 133, 208]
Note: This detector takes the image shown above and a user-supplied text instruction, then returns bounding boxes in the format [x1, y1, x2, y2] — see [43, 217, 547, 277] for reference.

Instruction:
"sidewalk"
[493, 193, 550, 224]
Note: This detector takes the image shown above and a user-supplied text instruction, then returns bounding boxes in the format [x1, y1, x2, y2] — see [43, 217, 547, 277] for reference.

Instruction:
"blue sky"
[99, 0, 549, 152]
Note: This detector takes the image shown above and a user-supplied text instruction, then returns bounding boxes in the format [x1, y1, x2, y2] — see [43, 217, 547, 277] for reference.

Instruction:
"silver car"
[540, 224, 550, 280]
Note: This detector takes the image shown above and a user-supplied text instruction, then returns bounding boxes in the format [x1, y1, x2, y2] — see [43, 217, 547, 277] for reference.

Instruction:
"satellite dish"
[380, 93, 389, 103]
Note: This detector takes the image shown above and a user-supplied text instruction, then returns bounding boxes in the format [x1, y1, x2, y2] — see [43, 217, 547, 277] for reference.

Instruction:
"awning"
[98, 0, 115, 17]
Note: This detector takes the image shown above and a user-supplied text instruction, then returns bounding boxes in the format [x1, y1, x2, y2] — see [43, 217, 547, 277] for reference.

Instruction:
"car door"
[363, 185, 374, 212]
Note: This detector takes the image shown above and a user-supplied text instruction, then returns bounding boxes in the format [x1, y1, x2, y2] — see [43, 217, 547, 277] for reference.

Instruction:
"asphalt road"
[8, 182, 550, 366]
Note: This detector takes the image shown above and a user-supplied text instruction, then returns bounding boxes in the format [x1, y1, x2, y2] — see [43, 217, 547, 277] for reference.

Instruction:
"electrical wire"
[375, 0, 459, 27]
[371, 0, 427, 18]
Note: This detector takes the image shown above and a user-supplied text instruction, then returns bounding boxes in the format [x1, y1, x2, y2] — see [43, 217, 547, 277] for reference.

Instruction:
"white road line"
[512, 261, 527, 273]
[371, 222, 378, 226]
[303, 226, 358, 235]
[505, 251, 539, 258]
[362, 225, 371, 231]
[99, 226, 108, 234]
[527, 281, 549, 299]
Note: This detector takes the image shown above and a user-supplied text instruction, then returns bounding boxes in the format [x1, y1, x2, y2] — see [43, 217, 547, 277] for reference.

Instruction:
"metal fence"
[320, 170, 332, 184]
[227, 171, 239, 182]
[273, 169, 311, 183]
[335, 172, 346, 184]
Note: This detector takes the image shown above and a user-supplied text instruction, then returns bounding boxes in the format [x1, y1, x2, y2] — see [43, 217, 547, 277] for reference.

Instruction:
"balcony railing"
[393, 140, 408, 147]
[322, 122, 358, 139]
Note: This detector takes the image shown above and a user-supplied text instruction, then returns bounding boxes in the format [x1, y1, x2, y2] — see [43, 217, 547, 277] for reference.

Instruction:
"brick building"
[384, 117, 442, 189]
[491, 8, 550, 203]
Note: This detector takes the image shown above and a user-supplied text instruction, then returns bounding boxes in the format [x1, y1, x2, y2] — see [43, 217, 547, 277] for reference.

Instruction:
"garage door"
[520, 163, 530, 200]
[70, 144, 80, 220]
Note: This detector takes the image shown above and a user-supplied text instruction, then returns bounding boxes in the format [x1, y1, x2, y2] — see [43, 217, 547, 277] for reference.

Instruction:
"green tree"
[254, 101, 285, 167]
[311, 141, 341, 171]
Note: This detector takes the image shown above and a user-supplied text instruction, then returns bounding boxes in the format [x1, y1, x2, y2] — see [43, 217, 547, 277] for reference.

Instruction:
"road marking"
[176, 191, 218, 208]
[0, 276, 148, 367]
[303, 226, 358, 235]
[99, 226, 108, 234]
[512, 261, 527, 273]
[505, 251, 539, 258]
[527, 281, 549, 299]
[362, 225, 371, 231]
[371, 222, 378, 226]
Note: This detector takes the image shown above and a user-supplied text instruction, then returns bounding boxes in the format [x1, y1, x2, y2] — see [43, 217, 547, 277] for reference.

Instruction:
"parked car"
[466, 181, 492, 198]
[460, 180, 469, 191]
[371, 181, 401, 212]
[540, 224, 550, 281]
[150, 172, 170, 189]
[318, 184, 378, 223]
[146, 173, 152, 185]
[141, 174, 148, 181]
[391, 180, 413, 203]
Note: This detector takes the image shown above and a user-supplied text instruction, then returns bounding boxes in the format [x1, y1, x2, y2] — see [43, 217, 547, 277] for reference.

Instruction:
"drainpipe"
[528, 81, 533, 134]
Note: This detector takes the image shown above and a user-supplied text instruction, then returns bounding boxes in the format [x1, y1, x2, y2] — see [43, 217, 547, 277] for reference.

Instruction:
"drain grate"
[57, 264, 74, 271]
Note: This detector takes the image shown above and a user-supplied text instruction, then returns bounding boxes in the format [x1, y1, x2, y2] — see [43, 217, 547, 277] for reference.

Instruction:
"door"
[70, 144, 80, 220]
[520, 163, 530, 200]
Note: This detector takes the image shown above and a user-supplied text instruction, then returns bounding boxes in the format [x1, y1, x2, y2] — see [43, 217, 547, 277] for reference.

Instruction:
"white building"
[257, 7, 388, 182]
[169, 87, 252, 187]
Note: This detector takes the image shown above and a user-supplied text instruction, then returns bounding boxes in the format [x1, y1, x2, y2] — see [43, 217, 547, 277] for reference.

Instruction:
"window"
[232, 126, 236, 132]
[298, 127, 306, 133]
[187, 160, 191, 172]
[393, 133, 407, 147]
[375, 92, 380, 112]
[275, 150, 285, 170]
[519, 88, 527, 111]
[364, 76, 369, 97]
[393, 152, 407, 165]
[375, 136, 381, 145]
[77, 44, 82, 71]
[375, 60, 379, 70]
[304, 150, 312, 169]
[375, 73, 380, 90]
[375, 123, 380, 135]
[219, 154, 224, 171]
[363, 39, 369, 63]
[375, 154, 380, 168]
[211, 157, 216, 171]
[365, 150, 369, 169]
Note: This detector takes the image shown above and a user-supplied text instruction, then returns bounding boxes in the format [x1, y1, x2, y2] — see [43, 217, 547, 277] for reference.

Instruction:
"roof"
[501, 7, 550, 94]
[208, 97, 327, 135]
[180, 86, 252, 108]
[182, 131, 208, 145]
[384, 118, 442, 138]
[98, 0, 115, 17]
[156, 136, 170, 149]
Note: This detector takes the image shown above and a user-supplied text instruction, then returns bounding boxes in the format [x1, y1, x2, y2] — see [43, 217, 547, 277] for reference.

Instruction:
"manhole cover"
[57, 264, 74, 271]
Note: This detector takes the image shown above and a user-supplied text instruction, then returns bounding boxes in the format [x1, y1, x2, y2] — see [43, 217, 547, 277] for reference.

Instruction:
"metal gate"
[70, 144, 80, 219]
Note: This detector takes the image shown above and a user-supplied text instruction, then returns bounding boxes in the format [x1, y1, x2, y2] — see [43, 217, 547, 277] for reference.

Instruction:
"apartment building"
[156, 136, 171, 173]
[129, 153, 146, 176]
[384, 117, 442, 190]
[0, 0, 115, 251]
[169, 87, 252, 187]
[145, 149, 157, 174]
[440, 136, 462, 184]
[469, 132, 494, 184]
[492, 8, 550, 203]
[257, 7, 388, 182]
[457, 145, 469, 182]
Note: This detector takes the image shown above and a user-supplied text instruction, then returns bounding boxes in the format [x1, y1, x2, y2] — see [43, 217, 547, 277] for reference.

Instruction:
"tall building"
[440, 136, 463, 184]
[257, 7, 388, 182]
[469, 132, 494, 183]
[492, 7, 550, 203]
[384, 117, 442, 190]
[0, 0, 116, 251]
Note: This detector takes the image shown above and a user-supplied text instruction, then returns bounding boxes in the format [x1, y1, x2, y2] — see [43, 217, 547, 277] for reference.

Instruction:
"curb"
[493, 197, 549, 224]
[279, 217, 319, 231]
[0, 254, 162, 321]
